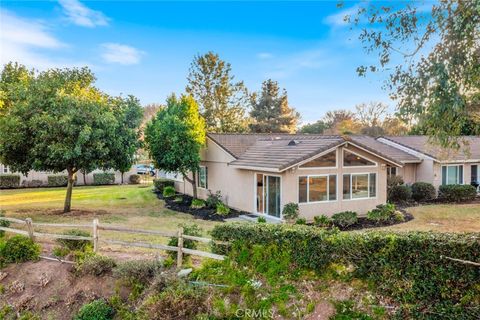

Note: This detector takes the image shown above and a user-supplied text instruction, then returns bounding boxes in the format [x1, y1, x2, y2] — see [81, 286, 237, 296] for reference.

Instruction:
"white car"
[135, 164, 154, 175]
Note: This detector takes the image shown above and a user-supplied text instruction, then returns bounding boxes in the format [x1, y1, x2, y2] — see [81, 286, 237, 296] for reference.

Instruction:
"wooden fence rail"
[0, 216, 224, 267]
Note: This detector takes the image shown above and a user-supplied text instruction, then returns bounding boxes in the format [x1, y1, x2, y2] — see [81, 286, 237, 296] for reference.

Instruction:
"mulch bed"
[155, 192, 244, 221]
[338, 209, 414, 231]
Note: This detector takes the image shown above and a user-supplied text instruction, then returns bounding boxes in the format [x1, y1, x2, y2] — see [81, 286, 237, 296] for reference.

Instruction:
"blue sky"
[1, 1, 395, 124]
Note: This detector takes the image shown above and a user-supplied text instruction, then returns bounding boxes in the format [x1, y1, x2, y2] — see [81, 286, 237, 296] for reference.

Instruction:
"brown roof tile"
[382, 136, 480, 161]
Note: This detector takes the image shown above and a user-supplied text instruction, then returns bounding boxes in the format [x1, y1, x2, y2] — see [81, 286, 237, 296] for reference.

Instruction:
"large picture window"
[298, 175, 337, 203]
[343, 173, 376, 200]
[343, 150, 375, 167]
[197, 166, 208, 189]
[441, 165, 463, 185]
[300, 151, 336, 168]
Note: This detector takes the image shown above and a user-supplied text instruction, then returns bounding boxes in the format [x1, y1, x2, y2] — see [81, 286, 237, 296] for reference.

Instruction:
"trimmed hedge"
[153, 178, 175, 193]
[388, 184, 412, 202]
[439, 184, 477, 202]
[0, 174, 20, 188]
[47, 175, 69, 187]
[211, 223, 480, 318]
[93, 173, 116, 185]
[411, 182, 436, 202]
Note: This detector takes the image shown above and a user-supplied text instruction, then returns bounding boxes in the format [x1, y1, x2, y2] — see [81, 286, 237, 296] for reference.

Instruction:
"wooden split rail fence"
[0, 217, 225, 268]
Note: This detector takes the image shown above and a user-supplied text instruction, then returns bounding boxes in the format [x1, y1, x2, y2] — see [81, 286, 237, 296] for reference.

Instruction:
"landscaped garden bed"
[155, 192, 244, 221]
[332, 209, 413, 231]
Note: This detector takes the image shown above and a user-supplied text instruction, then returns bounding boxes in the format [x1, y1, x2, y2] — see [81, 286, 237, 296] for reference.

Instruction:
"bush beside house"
[153, 178, 175, 193]
[0, 174, 20, 188]
[439, 184, 477, 202]
[411, 182, 436, 202]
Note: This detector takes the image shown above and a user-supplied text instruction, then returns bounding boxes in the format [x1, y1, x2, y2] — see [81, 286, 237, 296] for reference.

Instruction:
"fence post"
[25, 218, 34, 241]
[177, 227, 184, 268]
[93, 219, 99, 253]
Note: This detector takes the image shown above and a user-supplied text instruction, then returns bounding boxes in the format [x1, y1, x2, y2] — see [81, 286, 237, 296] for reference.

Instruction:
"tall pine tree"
[186, 52, 250, 133]
[249, 79, 299, 133]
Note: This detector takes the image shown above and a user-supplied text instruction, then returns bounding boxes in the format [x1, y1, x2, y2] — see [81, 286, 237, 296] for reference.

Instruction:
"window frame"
[342, 149, 378, 168]
[197, 166, 208, 189]
[386, 167, 397, 177]
[342, 172, 377, 201]
[441, 164, 464, 185]
[298, 149, 338, 170]
[298, 174, 338, 204]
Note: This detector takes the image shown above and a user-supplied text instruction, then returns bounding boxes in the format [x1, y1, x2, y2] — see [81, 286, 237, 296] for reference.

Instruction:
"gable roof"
[207, 133, 414, 171]
[381, 136, 480, 162]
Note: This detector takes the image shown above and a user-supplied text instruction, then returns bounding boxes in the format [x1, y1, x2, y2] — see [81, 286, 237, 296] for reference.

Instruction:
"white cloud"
[101, 43, 144, 65]
[0, 10, 77, 69]
[323, 5, 359, 28]
[265, 48, 333, 79]
[58, 0, 109, 27]
[257, 52, 273, 59]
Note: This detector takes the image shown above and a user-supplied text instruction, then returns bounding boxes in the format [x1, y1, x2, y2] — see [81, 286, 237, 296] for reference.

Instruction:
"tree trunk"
[183, 170, 198, 199]
[64, 169, 76, 213]
[121, 172, 124, 184]
[82, 171, 87, 185]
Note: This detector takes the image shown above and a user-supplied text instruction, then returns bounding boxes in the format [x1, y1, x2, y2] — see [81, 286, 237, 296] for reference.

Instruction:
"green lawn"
[0, 184, 220, 255]
[380, 202, 480, 233]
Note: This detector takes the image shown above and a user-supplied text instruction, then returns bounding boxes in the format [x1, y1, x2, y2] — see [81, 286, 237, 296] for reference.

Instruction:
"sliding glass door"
[256, 174, 281, 218]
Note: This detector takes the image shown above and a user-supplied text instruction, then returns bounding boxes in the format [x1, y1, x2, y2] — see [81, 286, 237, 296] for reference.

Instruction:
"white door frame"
[254, 172, 282, 219]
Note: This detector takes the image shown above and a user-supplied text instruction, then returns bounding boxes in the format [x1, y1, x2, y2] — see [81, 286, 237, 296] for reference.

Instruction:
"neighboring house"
[175, 134, 480, 221]
[377, 136, 480, 190]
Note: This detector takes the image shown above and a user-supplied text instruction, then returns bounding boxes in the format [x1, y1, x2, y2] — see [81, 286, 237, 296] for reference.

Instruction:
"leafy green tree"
[298, 120, 327, 134]
[347, 1, 480, 147]
[249, 79, 299, 133]
[0, 63, 137, 212]
[0, 62, 33, 113]
[106, 95, 143, 183]
[186, 52, 250, 133]
[145, 94, 206, 198]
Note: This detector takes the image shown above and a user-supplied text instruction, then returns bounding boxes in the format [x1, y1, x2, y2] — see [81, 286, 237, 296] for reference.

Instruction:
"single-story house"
[377, 136, 480, 190]
[175, 134, 479, 221]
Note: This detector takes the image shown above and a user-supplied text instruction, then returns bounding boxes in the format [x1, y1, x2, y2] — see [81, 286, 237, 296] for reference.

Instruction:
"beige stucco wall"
[397, 163, 417, 184]
[177, 140, 392, 220]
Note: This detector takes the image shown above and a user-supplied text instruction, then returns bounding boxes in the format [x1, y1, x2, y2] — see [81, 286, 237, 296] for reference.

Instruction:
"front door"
[256, 174, 281, 218]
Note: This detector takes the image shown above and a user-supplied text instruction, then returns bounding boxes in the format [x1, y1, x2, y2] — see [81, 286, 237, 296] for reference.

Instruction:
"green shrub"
[295, 217, 307, 225]
[216, 202, 230, 216]
[206, 190, 222, 208]
[211, 223, 480, 318]
[129, 174, 141, 184]
[0, 174, 21, 188]
[411, 182, 436, 202]
[22, 179, 44, 188]
[93, 173, 115, 185]
[168, 223, 202, 260]
[113, 260, 163, 285]
[76, 254, 117, 276]
[388, 185, 412, 202]
[439, 184, 477, 202]
[1, 235, 40, 263]
[257, 216, 267, 223]
[153, 178, 174, 193]
[331, 211, 358, 228]
[366, 203, 396, 223]
[191, 198, 206, 209]
[282, 203, 299, 221]
[53, 246, 70, 258]
[173, 196, 183, 203]
[47, 175, 69, 187]
[74, 299, 114, 320]
[313, 215, 331, 228]
[0, 211, 10, 237]
[56, 229, 92, 251]
[162, 186, 176, 198]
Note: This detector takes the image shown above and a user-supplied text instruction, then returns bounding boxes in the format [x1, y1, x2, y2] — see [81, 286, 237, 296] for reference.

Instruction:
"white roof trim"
[377, 137, 437, 162]
[345, 141, 403, 167]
